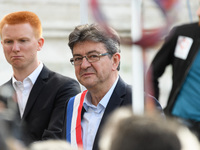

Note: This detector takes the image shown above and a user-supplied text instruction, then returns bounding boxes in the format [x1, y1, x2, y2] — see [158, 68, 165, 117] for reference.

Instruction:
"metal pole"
[186, 0, 193, 22]
[131, 0, 144, 115]
[80, 0, 89, 24]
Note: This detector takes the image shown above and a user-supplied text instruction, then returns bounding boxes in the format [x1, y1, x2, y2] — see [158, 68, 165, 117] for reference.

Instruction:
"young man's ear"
[37, 37, 44, 51]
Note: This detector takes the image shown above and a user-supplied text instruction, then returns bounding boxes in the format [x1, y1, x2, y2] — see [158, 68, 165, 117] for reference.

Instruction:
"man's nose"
[12, 41, 20, 52]
[81, 57, 91, 68]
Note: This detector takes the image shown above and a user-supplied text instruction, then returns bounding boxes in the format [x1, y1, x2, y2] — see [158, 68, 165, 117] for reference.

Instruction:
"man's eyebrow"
[73, 54, 82, 57]
[87, 50, 99, 54]
[3, 37, 12, 40]
[73, 50, 99, 56]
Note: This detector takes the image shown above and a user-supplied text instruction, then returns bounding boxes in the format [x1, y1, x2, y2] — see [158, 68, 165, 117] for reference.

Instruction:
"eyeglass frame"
[70, 52, 110, 66]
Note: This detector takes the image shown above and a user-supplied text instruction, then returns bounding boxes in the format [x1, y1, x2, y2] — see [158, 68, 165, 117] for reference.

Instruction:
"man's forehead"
[73, 42, 106, 54]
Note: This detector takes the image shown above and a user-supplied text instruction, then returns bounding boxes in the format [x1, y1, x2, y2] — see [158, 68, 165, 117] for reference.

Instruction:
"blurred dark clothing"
[0, 65, 81, 146]
[147, 22, 200, 140]
[148, 22, 200, 115]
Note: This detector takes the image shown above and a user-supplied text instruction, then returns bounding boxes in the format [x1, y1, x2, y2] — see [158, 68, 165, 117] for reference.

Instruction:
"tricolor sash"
[66, 90, 87, 149]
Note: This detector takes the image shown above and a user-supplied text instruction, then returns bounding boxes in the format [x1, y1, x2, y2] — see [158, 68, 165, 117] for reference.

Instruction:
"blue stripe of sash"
[66, 96, 75, 143]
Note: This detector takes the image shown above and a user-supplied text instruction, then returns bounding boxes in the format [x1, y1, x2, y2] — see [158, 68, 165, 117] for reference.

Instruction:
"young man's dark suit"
[0, 65, 81, 145]
[64, 76, 162, 150]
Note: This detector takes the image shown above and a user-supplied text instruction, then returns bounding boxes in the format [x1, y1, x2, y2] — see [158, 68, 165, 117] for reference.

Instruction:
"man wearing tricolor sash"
[63, 24, 163, 150]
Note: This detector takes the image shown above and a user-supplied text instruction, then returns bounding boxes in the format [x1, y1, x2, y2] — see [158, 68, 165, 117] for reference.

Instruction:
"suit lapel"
[92, 77, 127, 150]
[22, 66, 50, 119]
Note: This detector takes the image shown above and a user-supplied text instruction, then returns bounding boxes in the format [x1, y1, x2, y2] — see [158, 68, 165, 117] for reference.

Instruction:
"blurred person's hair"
[29, 140, 76, 150]
[99, 106, 200, 150]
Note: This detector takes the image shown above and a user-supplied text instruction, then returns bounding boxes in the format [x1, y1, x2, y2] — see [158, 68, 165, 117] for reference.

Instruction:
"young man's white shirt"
[12, 62, 43, 118]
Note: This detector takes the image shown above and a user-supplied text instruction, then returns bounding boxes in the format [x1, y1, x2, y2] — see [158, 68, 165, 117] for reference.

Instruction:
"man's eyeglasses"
[70, 52, 110, 66]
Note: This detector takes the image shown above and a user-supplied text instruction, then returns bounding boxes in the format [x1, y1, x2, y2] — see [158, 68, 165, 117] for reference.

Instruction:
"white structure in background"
[0, 0, 198, 108]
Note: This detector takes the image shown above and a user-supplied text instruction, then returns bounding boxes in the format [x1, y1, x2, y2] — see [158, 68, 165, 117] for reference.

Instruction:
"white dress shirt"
[81, 76, 119, 150]
[12, 62, 43, 118]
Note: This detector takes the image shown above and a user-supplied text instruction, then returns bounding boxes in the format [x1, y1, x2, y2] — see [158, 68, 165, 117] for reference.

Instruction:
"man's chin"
[81, 81, 94, 89]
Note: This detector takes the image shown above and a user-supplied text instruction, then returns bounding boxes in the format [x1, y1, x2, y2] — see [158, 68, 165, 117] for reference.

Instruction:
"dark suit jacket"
[64, 76, 162, 150]
[147, 22, 200, 115]
[0, 65, 81, 145]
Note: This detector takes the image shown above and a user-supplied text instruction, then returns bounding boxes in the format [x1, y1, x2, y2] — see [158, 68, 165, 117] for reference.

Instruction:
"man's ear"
[37, 37, 44, 51]
[112, 53, 120, 71]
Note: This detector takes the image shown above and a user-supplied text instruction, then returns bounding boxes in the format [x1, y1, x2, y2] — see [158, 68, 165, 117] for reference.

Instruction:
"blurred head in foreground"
[28, 140, 77, 150]
[99, 106, 200, 150]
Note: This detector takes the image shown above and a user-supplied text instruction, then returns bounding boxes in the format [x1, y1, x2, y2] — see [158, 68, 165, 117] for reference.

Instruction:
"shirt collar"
[12, 62, 43, 88]
[29, 62, 43, 84]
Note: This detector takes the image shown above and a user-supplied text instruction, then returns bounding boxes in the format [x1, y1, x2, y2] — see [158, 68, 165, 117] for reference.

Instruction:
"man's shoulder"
[166, 22, 200, 41]
[0, 80, 12, 88]
[173, 22, 199, 33]
[41, 65, 78, 83]
[175, 22, 198, 28]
